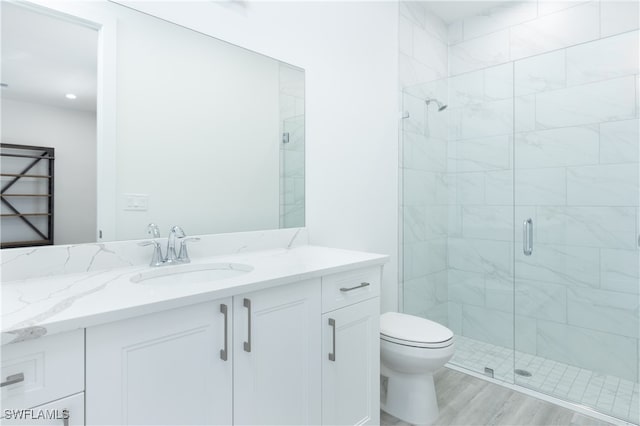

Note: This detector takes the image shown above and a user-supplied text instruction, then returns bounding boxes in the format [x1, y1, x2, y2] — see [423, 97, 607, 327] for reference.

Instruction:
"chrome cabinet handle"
[328, 318, 336, 362]
[339, 282, 370, 292]
[523, 218, 533, 256]
[1, 372, 24, 387]
[243, 298, 251, 352]
[220, 304, 228, 361]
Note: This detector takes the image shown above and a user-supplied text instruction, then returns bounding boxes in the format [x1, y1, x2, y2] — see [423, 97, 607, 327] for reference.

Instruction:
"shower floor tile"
[450, 335, 640, 425]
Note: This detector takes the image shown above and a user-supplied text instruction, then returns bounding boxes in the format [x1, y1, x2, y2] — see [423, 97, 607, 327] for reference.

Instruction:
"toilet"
[380, 312, 455, 425]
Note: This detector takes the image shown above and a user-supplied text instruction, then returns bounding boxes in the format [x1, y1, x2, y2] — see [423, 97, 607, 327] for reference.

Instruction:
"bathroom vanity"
[1, 243, 387, 425]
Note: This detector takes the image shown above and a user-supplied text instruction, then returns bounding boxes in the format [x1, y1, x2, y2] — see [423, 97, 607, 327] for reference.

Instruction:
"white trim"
[445, 364, 636, 426]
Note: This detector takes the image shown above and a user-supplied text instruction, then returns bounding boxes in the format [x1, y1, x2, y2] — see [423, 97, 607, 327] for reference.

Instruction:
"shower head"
[425, 97, 447, 111]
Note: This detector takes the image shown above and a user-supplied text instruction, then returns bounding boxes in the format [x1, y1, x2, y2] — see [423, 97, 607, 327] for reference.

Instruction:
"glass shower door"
[443, 62, 516, 384]
[401, 64, 517, 384]
[513, 40, 640, 423]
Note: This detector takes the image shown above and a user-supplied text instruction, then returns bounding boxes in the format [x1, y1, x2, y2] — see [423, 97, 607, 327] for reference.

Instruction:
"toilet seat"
[380, 312, 454, 349]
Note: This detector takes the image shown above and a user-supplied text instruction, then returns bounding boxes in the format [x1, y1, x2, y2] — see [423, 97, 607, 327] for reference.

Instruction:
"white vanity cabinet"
[85, 298, 233, 425]
[233, 279, 321, 425]
[86, 279, 323, 426]
[321, 268, 381, 426]
[1, 330, 85, 426]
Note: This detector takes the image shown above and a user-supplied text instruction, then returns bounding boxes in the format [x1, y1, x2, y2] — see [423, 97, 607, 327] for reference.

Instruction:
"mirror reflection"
[1, 2, 97, 248]
[0, 1, 305, 249]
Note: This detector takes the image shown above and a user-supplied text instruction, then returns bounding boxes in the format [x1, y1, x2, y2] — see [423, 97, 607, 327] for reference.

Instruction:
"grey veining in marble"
[1, 227, 308, 282]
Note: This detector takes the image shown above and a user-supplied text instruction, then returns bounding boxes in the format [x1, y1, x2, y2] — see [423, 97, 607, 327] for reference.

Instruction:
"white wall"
[1, 98, 97, 245]
[116, 1, 400, 312]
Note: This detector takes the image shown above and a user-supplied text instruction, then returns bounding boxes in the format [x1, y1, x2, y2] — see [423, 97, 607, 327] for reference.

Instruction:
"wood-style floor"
[381, 367, 617, 426]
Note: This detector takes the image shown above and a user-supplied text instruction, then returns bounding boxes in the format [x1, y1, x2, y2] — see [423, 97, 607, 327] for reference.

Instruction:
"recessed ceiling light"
[65, 93, 77, 100]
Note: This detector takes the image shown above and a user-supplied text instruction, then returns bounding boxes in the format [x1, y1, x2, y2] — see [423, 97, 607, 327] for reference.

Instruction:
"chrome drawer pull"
[328, 318, 336, 362]
[220, 303, 228, 361]
[340, 282, 370, 292]
[1, 372, 24, 387]
[243, 298, 252, 352]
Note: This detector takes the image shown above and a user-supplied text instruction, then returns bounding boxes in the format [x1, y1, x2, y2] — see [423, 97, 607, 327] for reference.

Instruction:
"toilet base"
[381, 365, 439, 426]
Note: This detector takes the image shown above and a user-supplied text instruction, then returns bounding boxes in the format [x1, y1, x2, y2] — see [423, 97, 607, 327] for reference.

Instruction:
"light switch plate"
[123, 193, 149, 211]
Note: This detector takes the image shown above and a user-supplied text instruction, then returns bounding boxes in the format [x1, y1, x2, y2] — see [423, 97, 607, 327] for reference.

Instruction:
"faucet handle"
[170, 225, 186, 238]
[177, 237, 200, 263]
[138, 240, 164, 266]
[147, 223, 161, 238]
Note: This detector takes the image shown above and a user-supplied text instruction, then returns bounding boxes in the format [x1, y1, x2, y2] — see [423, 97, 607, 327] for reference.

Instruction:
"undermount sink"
[130, 263, 253, 285]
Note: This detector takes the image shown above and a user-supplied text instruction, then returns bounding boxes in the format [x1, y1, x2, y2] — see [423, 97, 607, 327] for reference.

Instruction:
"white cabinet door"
[86, 299, 232, 425]
[322, 297, 379, 426]
[233, 279, 321, 425]
[1, 392, 84, 426]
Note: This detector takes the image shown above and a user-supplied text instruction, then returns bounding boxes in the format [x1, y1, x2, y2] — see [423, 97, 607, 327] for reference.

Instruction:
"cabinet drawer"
[322, 267, 381, 312]
[1, 392, 84, 426]
[1, 330, 84, 410]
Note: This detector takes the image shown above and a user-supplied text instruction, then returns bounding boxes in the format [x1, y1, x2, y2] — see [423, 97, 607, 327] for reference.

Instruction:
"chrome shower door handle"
[220, 304, 228, 361]
[243, 298, 252, 352]
[328, 318, 336, 362]
[523, 218, 533, 256]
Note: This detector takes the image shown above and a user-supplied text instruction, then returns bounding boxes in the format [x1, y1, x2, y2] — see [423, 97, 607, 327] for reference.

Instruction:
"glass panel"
[513, 38, 640, 423]
[401, 63, 516, 384]
[401, 78, 449, 329]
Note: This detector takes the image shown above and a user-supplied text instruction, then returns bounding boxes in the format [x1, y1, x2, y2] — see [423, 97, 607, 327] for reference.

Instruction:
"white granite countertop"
[1, 245, 388, 345]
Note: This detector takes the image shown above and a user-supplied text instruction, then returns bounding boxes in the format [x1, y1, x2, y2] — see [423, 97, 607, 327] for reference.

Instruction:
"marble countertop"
[1, 245, 388, 345]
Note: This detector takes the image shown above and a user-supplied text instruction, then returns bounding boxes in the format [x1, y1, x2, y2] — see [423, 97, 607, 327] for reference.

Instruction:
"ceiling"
[0, 0, 522, 113]
[1, 2, 98, 113]
[422, 1, 509, 23]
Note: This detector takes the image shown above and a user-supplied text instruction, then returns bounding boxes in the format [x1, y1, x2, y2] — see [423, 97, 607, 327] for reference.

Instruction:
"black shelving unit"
[1, 143, 55, 248]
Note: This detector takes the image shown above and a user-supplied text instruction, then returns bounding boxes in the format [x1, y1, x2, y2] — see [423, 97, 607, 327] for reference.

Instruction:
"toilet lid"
[380, 312, 454, 345]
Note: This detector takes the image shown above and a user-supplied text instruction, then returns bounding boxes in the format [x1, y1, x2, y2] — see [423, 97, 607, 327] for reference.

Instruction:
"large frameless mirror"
[0, 0, 305, 248]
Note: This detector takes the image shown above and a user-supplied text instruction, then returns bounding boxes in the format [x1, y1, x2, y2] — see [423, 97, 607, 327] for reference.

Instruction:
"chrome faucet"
[139, 224, 199, 266]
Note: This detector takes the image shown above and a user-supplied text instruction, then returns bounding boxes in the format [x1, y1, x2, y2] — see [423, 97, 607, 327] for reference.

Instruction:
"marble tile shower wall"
[445, 0, 639, 383]
[399, 2, 450, 326]
[279, 64, 305, 228]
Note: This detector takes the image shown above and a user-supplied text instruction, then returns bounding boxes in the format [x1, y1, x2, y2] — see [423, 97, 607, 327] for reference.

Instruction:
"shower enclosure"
[400, 32, 639, 423]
